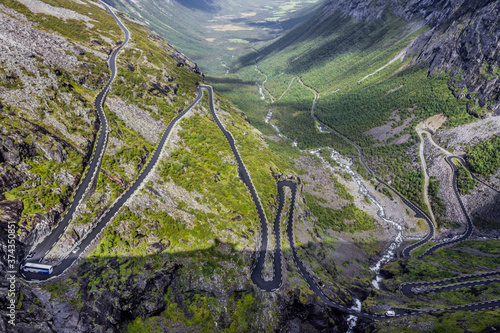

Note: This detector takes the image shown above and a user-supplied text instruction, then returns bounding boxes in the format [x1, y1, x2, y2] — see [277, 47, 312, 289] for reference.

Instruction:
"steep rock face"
[408, 0, 500, 116]
[323, 0, 500, 116]
[0, 0, 203, 331]
[0, 164, 28, 194]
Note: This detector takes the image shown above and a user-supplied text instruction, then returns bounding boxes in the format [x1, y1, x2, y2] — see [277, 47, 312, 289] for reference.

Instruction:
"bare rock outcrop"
[323, 0, 500, 116]
[106, 96, 165, 144]
[0, 199, 23, 224]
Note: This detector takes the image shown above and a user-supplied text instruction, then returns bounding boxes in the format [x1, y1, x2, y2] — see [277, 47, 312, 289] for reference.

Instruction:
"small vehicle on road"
[72, 246, 80, 254]
[26, 252, 35, 259]
[385, 310, 396, 317]
[23, 263, 53, 275]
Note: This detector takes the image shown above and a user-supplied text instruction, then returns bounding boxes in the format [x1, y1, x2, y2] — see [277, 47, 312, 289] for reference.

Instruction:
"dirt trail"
[416, 128, 436, 225]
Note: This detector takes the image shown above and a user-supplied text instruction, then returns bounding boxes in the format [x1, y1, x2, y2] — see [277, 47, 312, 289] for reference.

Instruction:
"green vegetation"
[425, 282, 500, 305]
[207, 75, 274, 135]
[215, 95, 296, 223]
[379, 240, 500, 291]
[239, 8, 416, 91]
[380, 187, 393, 200]
[111, 21, 200, 112]
[43, 281, 83, 309]
[467, 135, 500, 177]
[1, 116, 84, 230]
[5, 0, 498, 331]
[126, 288, 259, 333]
[109, 0, 318, 76]
[427, 176, 449, 228]
[354, 238, 382, 258]
[304, 193, 376, 233]
[410, 241, 436, 258]
[212, 3, 474, 218]
[89, 91, 295, 258]
[457, 239, 500, 254]
[329, 175, 354, 201]
[368, 148, 425, 207]
[454, 159, 476, 194]
[316, 70, 470, 146]
[228, 39, 249, 44]
[374, 310, 500, 333]
[0, 67, 23, 89]
[1, 0, 120, 43]
[100, 105, 154, 185]
[370, 240, 500, 332]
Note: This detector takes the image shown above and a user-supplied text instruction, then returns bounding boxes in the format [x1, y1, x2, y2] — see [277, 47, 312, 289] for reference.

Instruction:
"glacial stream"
[264, 110, 298, 147]
[323, 149, 404, 289]
[265, 110, 283, 137]
[346, 299, 362, 333]
[264, 96, 402, 331]
[311, 149, 404, 331]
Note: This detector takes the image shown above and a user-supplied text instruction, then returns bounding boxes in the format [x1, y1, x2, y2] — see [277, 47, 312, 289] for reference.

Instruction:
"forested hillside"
[1, 0, 499, 332]
[0, 1, 408, 331]
[211, 0, 500, 222]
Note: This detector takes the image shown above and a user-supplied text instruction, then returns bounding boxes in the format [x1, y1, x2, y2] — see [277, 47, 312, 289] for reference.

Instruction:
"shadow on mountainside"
[235, 7, 408, 75]
[104, 0, 220, 13]
[173, 0, 220, 13]
[0, 237, 359, 333]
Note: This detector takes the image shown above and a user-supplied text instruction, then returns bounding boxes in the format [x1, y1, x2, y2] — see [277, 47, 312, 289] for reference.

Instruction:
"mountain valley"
[0, 0, 499, 332]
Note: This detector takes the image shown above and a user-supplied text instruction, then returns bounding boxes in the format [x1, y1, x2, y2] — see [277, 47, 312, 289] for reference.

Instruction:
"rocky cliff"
[3, 0, 497, 332]
[0, 1, 390, 332]
[323, 0, 500, 116]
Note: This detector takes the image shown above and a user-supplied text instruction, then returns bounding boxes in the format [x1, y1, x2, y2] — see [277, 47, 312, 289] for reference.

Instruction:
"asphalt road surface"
[401, 271, 500, 296]
[19, 3, 499, 318]
[415, 155, 475, 257]
[22, 85, 203, 282]
[25, 0, 130, 266]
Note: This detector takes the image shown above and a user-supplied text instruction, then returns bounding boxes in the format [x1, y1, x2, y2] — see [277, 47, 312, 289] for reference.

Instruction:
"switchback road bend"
[199, 85, 285, 292]
[17, 3, 499, 316]
[304, 110, 436, 258]
[415, 155, 475, 257]
[276, 85, 499, 317]
[23, 78, 500, 318]
[23, 2, 202, 281]
[25, 1, 130, 266]
[23, 85, 203, 282]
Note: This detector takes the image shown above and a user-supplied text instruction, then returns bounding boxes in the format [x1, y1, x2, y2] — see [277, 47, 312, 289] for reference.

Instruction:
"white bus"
[23, 263, 53, 275]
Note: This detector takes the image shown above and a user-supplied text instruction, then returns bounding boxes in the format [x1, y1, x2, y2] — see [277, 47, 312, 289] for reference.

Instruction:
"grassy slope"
[212, 4, 475, 207]
[86, 92, 298, 331]
[0, 0, 307, 330]
[110, 0, 320, 74]
[4, 0, 496, 331]
[209, 3, 499, 330]
[1, 1, 370, 331]
[0, 0, 118, 227]
[368, 240, 500, 332]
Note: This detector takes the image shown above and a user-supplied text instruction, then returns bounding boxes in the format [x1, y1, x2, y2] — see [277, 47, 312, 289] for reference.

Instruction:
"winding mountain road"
[199, 84, 285, 291]
[290, 82, 500, 317]
[414, 155, 475, 257]
[219, 77, 500, 318]
[308, 115, 436, 258]
[22, 3, 204, 281]
[401, 271, 500, 297]
[19, 4, 499, 320]
[422, 129, 499, 194]
[26, 1, 130, 265]
[23, 84, 203, 281]
[410, 130, 499, 257]
[449, 155, 500, 195]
